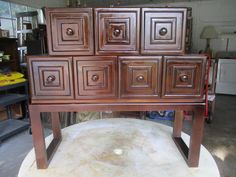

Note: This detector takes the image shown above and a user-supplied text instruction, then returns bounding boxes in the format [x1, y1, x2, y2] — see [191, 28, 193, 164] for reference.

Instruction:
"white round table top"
[18, 118, 220, 177]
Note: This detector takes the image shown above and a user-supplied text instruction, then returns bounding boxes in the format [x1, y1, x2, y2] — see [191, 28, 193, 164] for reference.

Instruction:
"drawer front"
[28, 57, 73, 99]
[162, 56, 206, 98]
[119, 56, 162, 98]
[74, 56, 117, 99]
[46, 8, 94, 55]
[95, 8, 140, 55]
[141, 8, 187, 54]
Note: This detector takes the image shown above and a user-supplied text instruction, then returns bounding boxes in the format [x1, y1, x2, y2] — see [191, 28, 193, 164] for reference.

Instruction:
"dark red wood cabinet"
[46, 8, 94, 55]
[27, 7, 207, 169]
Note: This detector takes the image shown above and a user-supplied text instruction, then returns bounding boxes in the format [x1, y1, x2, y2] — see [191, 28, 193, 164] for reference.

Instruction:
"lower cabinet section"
[27, 55, 206, 102]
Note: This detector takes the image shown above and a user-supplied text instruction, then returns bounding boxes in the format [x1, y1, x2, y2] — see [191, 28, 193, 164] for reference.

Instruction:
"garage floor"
[0, 95, 235, 177]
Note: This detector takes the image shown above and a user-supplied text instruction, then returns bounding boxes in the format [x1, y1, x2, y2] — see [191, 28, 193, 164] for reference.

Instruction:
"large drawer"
[141, 8, 187, 55]
[46, 8, 94, 55]
[95, 8, 140, 55]
[119, 56, 162, 98]
[73, 56, 117, 99]
[162, 56, 206, 99]
[28, 57, 74, 100]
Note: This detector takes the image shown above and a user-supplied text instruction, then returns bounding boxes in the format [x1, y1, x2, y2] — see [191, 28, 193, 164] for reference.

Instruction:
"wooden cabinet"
[162, 56, 206, 99]
[73, 56, 117, 99]
[28, 56, 74, 100]
[95, 8, 140, 55]
[141, 8, 187, 55]
[27, 7, 207, 169]
[119, 56, 161, 98]
[46, 8, 94, 55]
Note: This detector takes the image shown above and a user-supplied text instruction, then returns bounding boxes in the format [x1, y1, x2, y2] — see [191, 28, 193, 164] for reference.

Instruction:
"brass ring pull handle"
[159, 27, 168, 36]
[136, 75, 144, 82]
[180, 75, 188, 82]
[46, 75, 56, 83]
[66, 28, 74, 36]
[91, 74, 99, 82]
[113, 28, 121, 37]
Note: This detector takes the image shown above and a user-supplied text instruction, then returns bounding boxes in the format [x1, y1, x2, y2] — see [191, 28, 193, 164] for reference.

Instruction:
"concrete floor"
[0, 95, 235, 177]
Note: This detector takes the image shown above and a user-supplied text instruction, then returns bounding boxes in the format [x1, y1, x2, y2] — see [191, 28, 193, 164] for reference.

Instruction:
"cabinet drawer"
[28, 57, 74, 100]
[95, 8, 140, 55]
[141, 8, 187, 55]
[74, 56, 117, 99]
[162, 56, 206, 98]
[46, 8, 94, 55]
[119, 56, 162, 98]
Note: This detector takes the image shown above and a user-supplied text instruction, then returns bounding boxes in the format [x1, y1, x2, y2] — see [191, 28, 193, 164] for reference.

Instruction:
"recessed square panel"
[95, 8, 140, 55]
[61, 23, 80, 41]
[119, 56, 162, 98]
[74, 56, 117, 99]
[153, 21, 174, 41]
[46, 8, 94, 55]
[41, 70, 61, 88]
[28, 57, 74, 100]
[162, 56, 206, 99]
[141, 8, 187, 54]
[107, 21, 129, 43]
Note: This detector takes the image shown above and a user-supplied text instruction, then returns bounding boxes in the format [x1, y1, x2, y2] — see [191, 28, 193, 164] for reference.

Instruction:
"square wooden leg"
[29, 105, 62, 169]
[173, 107, 205, 167]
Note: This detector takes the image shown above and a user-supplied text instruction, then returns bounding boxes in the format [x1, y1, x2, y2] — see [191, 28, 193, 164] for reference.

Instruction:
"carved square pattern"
[107, 20, 129, 43]
[119, 57, 162, 98]
[162, 57, 206, 99]
[41, 69, 61, 88]
[29, 57, 74, 100]
[74, 57, 117, 99]
[141, 8, 187, 54]
[95, 8, 140, 54]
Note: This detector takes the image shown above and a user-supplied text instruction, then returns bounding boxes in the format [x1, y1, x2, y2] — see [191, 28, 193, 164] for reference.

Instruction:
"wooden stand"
[29, 103, 205, 169]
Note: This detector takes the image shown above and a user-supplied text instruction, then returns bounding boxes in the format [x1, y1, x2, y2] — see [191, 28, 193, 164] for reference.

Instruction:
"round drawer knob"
[66, 28, 74, 36]
[180, 75, 188, 82]
[136, 75, 144, 82]
[159, 27, 168, 36]
[92, 74, 99, 82]
[46, 75, 56, 83]
[113, 28, 121, 37]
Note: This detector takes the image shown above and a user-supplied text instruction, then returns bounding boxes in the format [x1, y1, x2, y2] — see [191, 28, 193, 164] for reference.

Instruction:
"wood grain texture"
[95, 8, 140, 55]
[141, 8, 187, 55]
[27, 56, 74, 100]
[46, 8, 94, 55]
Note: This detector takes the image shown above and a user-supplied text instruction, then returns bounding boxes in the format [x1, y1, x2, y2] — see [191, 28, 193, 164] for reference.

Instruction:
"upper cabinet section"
[46, 8, 94, 55]
[95, 8, 140, 55]
[45, 7, 187, 56]
[141, 8, 187, 55]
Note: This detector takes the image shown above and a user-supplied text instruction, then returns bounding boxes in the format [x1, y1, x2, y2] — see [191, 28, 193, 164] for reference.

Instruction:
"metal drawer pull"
[136, 75, 144, 82]
[66, 28, 74, 35]
[46, 75, 56, 83]
[91, 74, 99, 81]
[159, 27, 168, 36]
[113, 28, 121, 37]
[180, 75, 188, 82]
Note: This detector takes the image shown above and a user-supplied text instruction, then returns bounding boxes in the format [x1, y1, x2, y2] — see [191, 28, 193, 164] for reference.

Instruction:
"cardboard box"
[0, 104, 23, 121]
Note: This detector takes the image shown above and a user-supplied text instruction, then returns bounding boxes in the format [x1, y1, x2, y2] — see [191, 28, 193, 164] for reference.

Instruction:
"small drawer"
[119, 56, 162, 98]
[74, 56, 117, 99]
[28, 57, 74, 100]
[141, 8, 187, 55]
[46, 8, 94, 55]
[162, 56, 206, 99]
[95, 8, 140, 55]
